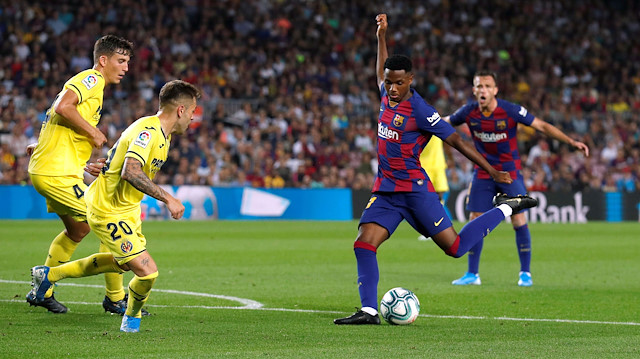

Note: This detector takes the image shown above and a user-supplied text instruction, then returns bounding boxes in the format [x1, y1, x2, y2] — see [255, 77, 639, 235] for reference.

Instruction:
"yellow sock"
[125, 272, 158, 318]
[100, 243, 125, 302]
[43, 232, 79, 298]
[48, 253, 123, 283]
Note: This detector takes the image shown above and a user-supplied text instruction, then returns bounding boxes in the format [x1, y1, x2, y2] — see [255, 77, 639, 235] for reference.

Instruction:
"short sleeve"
[65, 71, 104, 104]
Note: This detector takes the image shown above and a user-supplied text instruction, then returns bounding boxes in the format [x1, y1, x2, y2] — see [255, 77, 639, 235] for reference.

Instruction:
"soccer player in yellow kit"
[29, 80, 200, 333]
[420, 136, 449, 199]
[417, 136, 450, 241]
[27, 35, 133, 313]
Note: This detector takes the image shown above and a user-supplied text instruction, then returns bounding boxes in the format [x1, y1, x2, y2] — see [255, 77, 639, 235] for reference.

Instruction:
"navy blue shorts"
[359, 189, 452, 238]
[467, 171, 527, 212]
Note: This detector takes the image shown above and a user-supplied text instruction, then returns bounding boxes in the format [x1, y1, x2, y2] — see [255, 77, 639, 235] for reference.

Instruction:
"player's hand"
[166, 195, 185, 220]
[492, 170, 513, 184]
[90, 128, 108, 148]
[26, 142, 38, 156]
[572, 140, 590, 157]
[84, 158, 106, 177]
[376, 14, 387, 37]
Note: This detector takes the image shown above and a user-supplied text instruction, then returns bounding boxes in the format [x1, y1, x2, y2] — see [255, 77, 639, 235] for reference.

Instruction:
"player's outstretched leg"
[334, 308, 381, 325]
[492, 193, 538, 213]
[444, 193, 538, 258]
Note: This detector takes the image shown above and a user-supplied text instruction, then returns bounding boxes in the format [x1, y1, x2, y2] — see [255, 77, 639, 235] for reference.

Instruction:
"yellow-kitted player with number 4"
[27, 35, 133, 314]
[28, 80, 200, 333]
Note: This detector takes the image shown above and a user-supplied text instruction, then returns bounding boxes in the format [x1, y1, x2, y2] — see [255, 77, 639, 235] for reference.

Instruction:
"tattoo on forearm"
[123, 159, 168, 202]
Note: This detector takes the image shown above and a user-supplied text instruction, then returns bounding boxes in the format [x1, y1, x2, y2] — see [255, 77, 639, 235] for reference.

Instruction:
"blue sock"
[354, 242, 379, 310]
[447, 208, 505, 258]
[515, 224, 531, 272]
[467, 239, 483, 274]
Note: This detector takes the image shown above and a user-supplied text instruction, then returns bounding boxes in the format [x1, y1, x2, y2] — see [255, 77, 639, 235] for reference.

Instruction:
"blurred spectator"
[526, 139, 550, 167]
[602, 174, 619, 193]
[616, 168, 637, 193]
[8, 123, 28, 158]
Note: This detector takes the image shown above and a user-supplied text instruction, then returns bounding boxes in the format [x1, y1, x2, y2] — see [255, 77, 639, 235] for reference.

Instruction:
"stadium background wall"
[1, 186, 639, 222]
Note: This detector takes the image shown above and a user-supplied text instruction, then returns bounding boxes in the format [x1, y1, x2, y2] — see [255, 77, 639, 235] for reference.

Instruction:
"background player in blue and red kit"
[447, 71, 589, 287]
[334, 14, 539, 325]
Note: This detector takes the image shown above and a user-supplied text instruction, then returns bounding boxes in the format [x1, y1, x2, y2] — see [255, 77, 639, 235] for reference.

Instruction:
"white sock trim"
[361, 306, 378, 316]
[497, 203, 513, 218]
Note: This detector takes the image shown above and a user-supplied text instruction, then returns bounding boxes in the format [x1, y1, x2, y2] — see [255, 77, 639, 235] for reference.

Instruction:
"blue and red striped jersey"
[449, 98, 534, 179]
[373, 83, 455, 192]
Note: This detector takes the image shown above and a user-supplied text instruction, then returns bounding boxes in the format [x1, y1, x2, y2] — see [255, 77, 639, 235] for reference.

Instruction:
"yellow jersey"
[85, 115, 170, 216]
[420, 136, 447, 172]
[29, 69, 105, 178]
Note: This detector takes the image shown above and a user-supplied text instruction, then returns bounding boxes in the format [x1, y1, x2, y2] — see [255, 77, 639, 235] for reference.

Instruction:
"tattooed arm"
[121, 158, 185, 219]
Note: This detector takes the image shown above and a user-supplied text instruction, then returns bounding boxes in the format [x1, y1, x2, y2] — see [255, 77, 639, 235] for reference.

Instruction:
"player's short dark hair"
[474, 70, 497, 82]
[384, 54, 412, 73]
[159, 80, 201, 109]
[93, 35, 134, 63]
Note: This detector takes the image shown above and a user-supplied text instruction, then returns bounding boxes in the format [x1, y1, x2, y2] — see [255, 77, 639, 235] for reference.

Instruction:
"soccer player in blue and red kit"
[334, 14, 539, 325]
[447, 71, 589, 287]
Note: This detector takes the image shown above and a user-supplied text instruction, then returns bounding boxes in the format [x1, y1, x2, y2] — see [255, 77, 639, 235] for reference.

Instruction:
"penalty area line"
[3, 279, 639, 326]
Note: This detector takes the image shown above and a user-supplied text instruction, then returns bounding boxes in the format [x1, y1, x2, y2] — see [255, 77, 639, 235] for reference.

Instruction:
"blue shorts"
[466, 171, 527, 212]
[359, 189, 452, 238]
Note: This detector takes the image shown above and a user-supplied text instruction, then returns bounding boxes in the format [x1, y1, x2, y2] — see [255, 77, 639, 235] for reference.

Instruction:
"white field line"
[3, 279, 639, 326]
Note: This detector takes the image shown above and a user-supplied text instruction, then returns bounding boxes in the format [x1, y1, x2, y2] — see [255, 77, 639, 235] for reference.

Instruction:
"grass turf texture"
[0, 220, 639, 358]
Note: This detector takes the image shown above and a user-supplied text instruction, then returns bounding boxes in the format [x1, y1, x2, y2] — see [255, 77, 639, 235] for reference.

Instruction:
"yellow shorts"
[427, 167, 450, 193]
[30, 173, 87, 222]
[88, 210, 147, 265]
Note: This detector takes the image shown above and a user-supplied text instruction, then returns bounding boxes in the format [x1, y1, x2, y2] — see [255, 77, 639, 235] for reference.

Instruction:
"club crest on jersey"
[392, 114, 404, 127]
[121, 240, 133, 253]
[82, 74, 98, 90]
[497, 120, 507, 130]
[134, 130, 152, 148]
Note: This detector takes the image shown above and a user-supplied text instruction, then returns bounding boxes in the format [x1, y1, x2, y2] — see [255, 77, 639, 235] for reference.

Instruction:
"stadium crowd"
[1, 0, 639, 193]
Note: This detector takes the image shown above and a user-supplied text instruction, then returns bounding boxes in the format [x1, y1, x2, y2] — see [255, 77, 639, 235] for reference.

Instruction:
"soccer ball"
[379, 287, 420, 325]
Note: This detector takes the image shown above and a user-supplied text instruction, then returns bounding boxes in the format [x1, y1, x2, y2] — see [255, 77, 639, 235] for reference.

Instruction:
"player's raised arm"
[528, 117, 590, 157]
[55, 90, 107, 148]
[376, 13, 389, 86]
[443, 132, 512, 184]
[121, 157, 185, 219]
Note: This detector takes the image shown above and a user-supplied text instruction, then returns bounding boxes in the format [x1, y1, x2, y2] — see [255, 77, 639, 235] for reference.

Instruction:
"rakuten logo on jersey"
[378, 123, 399, 141]
[473, 131, 507, 142]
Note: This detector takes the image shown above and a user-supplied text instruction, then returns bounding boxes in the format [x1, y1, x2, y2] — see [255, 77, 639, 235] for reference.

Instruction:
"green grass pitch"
[1, 220, 639, 358]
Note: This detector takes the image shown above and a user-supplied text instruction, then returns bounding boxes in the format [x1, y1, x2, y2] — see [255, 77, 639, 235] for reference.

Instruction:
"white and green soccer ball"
[379, 287, 420, 325]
